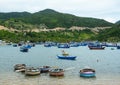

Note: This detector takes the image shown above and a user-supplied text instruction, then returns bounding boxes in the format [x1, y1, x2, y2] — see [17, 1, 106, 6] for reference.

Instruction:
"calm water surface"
[0, 45, 120, 85]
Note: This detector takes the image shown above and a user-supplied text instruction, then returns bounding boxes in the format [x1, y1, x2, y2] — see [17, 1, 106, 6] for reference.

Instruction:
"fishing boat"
[49, 68, 64, 76]
[111, 48, 115, 50]
[20, 46, 28, 52]
[25, 67, 40, 76]
[13, 44, 17, 47]
[24, 44, 32, 49]
[57, 43, 70, 48]
[106, 43, 117, 47]
[57, 55, 76, 60]
[80, 67, 95, 78]
[88, 45, 105, 50]
[44, 43, 51, 47]
[117, 46, 120, 49]
[57, 50, 76, 60]
[14, 64, 26, 72]
[39, 66, 51, 73]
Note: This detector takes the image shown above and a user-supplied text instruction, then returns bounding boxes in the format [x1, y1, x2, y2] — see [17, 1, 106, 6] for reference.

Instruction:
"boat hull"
[49, 69, 64, 76]
[80, 72, 95, 78]
[25, 71, 40, 76]
[40, 66, 50, 73]
[80, 68, 96, 78]
[20, 46, 28, 52]
[25, 68, 40, 76]
[14, 64, 26, 72]
[88, 46, 105, 50]
[117, 46, 120, 49]
[49, 71, 64, 76]
[57, 55, 76, 60]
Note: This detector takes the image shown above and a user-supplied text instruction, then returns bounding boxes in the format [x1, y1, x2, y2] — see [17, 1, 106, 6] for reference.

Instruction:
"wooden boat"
[88, 45, 105, 50]
[80, 67, 95, 78]
[40, 66, 50, 73]
[49, 68, 64, 76]
[57, 55, 76, 60]
[14, 64, 26, 72]
[25, 67, 40, 76]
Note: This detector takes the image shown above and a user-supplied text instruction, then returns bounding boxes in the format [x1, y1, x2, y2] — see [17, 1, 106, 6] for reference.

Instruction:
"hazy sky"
[0, 0, 120, 23]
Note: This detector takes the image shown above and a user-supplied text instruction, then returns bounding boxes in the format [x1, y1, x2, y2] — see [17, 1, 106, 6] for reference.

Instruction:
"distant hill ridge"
[0, 9, 113, 29]
[116, 20, 120, 24]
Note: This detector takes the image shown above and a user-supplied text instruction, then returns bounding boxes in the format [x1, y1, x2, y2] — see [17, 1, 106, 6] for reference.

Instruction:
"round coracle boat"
[49, 68, 64, 76]
[25, 67, 40, 76]
[14, 64, 26, 72]
[80, 68, 95, 78]
[40, 66, 51, 73]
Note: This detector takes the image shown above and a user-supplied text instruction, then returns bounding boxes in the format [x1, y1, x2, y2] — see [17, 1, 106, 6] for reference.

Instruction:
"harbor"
[0, 44, 120, 85]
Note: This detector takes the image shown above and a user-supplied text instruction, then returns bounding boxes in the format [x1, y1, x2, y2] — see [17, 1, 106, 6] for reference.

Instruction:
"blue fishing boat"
[80, 67, 95, 78]
[13, 44, 17, 47]
[117, 46, 120, 49]
[106, 43, 117, 47]
[57, 50, 76, 60]
[70, 43, 79, 47]
[25, 44, 32, 49]
[44, 43, 51, 47]
[88, 45, 105, 50]
[57, 43, 70, 48]
[20, 46, 28, 52]
[57, 55, 76, 60]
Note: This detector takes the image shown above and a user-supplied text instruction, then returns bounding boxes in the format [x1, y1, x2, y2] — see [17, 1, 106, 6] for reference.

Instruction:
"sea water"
[0, 45, 120, 85]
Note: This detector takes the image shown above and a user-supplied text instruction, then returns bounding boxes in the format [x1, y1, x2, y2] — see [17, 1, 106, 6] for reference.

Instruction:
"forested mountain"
[0, 12, 31, 20]
[0, 9, 113, 29]
[1, 9, 119, 42]
[116, 20, 120, 23]
[115, 20, 120, 25]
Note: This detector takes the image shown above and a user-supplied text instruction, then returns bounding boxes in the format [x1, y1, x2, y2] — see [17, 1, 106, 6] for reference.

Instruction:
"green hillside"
[1, 26, 120, 43]
[116, 20, 120, 24]
[0, 9, 113, 29]
[92, 25, 120, 42]
[0, 9, 119, 42]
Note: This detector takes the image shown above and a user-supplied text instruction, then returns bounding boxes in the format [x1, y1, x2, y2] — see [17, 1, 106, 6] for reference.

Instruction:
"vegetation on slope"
[0, 9, 113, 29]
[0, 25, 120, 43]
[0, 9, 119, 43]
